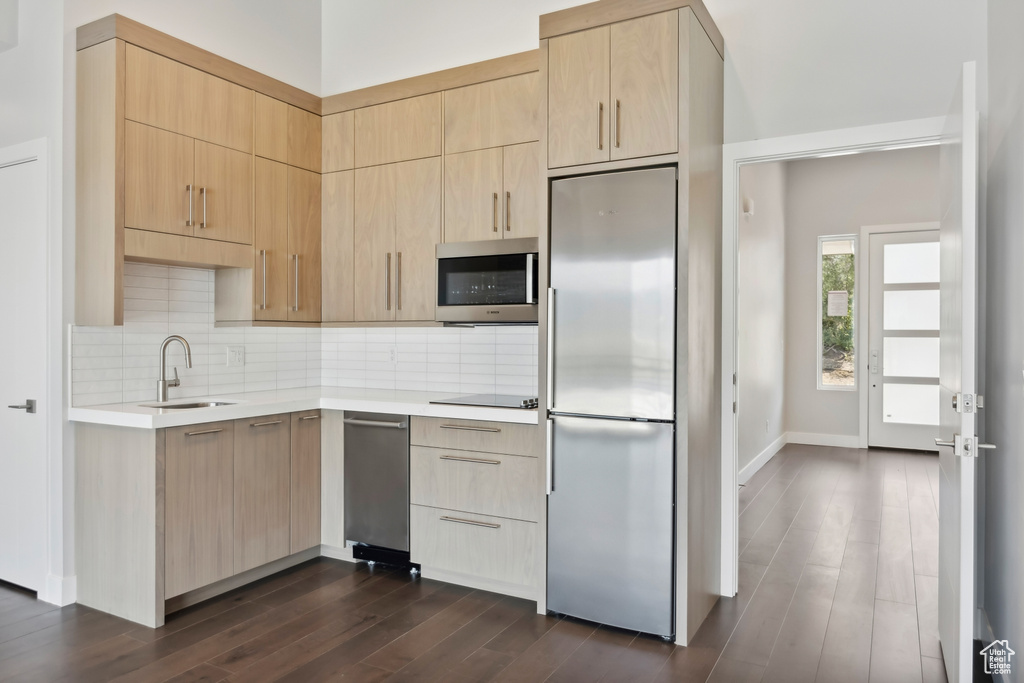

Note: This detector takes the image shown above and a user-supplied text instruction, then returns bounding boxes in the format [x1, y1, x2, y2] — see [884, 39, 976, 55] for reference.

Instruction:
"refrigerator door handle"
[546, 288, 555, 410]
[546, 417, 554, 494]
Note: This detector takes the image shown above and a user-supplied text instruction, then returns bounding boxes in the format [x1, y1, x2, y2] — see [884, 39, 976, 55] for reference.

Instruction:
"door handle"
[546, 288, 555, 409]
[597, 102, 604, 150]
[440, 454, 501, 465]
[439, 424, 500, 433]
[186, 184, 193, 227]
[934, 438, 956, 448]
[292, 254, 299, 312]
[185, 428, 222, 437]
[506, 191, 511, 232]
[343, 417, 407, 429]
[259, 249, 267, 310]
[250, 420, 283, 428]
[440, 515, 500, 529]
[199, 187, 207, 229]
[385, 253, 392, 311]
[546, 418, 554, 494]
[493, 192, 499, 232]
[7, 399, 36, 414]
[614, 99, 621, 148]
[396, 252, 402, 311]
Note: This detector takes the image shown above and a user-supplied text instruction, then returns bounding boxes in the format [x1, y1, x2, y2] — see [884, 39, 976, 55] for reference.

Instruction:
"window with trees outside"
[818, 236, 856, 390]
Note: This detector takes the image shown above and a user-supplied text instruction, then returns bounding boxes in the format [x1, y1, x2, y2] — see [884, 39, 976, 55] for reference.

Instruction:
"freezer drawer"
[549, 167, 677, 421]
[547, 415, 674, 636]
[343, 412, 410, 552]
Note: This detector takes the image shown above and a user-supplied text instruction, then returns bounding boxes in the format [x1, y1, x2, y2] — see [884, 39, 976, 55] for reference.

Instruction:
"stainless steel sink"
[140, 401, 237, 410]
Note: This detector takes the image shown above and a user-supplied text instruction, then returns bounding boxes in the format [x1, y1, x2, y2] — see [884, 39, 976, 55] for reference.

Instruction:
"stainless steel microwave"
[435, 237, 539, 324]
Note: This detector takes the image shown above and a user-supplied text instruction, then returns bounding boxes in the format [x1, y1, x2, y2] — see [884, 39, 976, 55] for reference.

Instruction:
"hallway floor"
[0, 445, 945, 682]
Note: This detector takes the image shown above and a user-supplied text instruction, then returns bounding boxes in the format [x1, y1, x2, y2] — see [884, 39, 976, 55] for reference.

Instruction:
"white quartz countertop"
[68, 387, 539, 429]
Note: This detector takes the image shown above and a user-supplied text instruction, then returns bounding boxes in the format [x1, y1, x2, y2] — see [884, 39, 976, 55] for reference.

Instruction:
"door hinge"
[732, 401, 737, 414]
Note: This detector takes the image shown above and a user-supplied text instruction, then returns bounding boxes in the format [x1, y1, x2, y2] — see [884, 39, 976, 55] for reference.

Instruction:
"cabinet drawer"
[410, 446, 539, 522]
[410, 417, 539, 457]
[410, 505, 537, 587]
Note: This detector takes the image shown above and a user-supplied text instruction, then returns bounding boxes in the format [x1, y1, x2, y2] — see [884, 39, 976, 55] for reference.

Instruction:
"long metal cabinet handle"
[597, 103, 604, 150]
[385, 253, 391, 311]
[439, 424, 501, 433]
[506, 191, 511, 232]
[546, 288, 555, 409]
[259, 249, 267, 310]
[492, 192, 499, 232]
[526, 254, 534, 304]
[441, 515, 500, 529]
[615, 100, 621, 148]
[396, 252, 402, 311]
[186, 185, 193, 226]
[300, 415, 320, 421]
[546, 418, 554, 494]
[292, 254, 299, 312]
[343, 417, 407, 429]
[440, 454, 501, 465]
[251, 420, 283, 428]
[185, 428, 222, 437]
[200, 187, 207, 229]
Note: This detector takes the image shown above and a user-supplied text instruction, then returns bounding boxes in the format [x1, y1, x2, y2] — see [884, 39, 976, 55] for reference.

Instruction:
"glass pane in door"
[883, 337, 940, 378]
[882, 383, 940, 425]
[883, 290, 940, 330]
[883, 242, 940, 283]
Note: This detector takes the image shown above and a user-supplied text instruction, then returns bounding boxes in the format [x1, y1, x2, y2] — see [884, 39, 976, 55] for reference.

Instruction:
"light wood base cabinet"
[290, 411, 322, 553]
[233, 415, 291, 574]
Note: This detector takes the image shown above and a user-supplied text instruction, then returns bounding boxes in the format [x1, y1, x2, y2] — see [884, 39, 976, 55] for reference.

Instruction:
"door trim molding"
[720, 116, 945, 597]
[858, 222, 941, 450]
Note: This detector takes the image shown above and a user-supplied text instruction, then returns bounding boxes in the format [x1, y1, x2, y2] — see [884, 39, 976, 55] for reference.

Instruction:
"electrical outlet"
[226, 345, 245, 367]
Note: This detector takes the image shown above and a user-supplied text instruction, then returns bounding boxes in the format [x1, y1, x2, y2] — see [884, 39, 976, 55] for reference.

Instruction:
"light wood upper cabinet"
[395, 157, 442, 321]
[323, 111, 355, 173]
[444, 72, 541, 154]
[124, 121, 194, 237]
[322, 171, 355, 322]
[164, 422, 234, 599]
[288, 107, 322, 173]
[287, 167, 322, 322]
[547, 11, 679, 168]
[290, 411, 321, 554]
[609, 12, 678, 160]
[354, 163, 398, 322]
[444, 148, 504, 243]
[194, 141, 253, 245]
[233, 415, 291, 573]
[125, 44, 252, 154]
[125, 44, 190, 139]
[254, 158, 289, 321]
[354, 93, 442, 168]
[548, 26, 610, 168]
[255, 93, 288, 163]
[502, 142, 541, 239]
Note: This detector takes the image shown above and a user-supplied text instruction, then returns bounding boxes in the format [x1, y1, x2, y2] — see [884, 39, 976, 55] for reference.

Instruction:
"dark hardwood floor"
[0, 445, 945, 682]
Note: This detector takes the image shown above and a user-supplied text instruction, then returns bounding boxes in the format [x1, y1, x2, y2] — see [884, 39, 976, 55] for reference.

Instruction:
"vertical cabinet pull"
[615, 100, 621, 148]
[199, 187, 207, 229]
[597, 102, 604, 150]
[385, 253, 392, 311]
[492, 192, 499, 232]
[292, 254, 299, 312]
[259, 250, 267, 310]
[396, 252, 402, 311]
[505, 191, 511, 232]
[186, 185, 193, 227]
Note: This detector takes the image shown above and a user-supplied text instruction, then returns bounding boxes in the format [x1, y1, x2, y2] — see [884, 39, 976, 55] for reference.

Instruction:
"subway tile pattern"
[71, 264, 539, 406]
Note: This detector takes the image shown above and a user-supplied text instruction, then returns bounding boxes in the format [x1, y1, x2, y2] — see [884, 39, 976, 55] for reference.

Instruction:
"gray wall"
[737, 162, 787, 472]
[983, 0, 1024, 671]
[784, 147, 941, 439]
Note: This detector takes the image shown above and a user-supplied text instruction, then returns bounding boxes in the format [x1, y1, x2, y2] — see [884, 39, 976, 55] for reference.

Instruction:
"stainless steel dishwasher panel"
[343, 412, 410, 552]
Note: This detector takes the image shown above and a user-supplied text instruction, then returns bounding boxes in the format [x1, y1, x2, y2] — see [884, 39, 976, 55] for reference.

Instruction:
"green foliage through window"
[822, 253, 855, 353]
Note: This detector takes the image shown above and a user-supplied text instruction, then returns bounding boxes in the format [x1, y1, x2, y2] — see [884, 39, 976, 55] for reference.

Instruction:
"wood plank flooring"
[0, 445, 945, 682]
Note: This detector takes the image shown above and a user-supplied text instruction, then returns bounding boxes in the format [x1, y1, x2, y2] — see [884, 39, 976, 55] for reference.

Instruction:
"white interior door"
[0, 145, 49, 593]
[868, 230, 941, 450]
[937, 62, 980, 683]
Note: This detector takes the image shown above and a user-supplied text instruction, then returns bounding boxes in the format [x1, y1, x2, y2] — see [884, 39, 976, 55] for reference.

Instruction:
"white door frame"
[0, 137, 67, 605]
[720, 117, 946, 596]
[858, 222, 941, 450]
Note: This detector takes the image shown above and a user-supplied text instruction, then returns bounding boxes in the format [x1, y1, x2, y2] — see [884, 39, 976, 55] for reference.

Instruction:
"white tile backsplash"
[71, 263, 539, 406]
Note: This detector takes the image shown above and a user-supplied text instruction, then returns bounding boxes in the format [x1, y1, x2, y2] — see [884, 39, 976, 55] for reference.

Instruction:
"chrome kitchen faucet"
[157, 335, 192, 402]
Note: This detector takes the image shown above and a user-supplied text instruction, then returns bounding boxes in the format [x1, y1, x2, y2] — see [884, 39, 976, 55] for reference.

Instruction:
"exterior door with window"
[868, 230, 941, 450]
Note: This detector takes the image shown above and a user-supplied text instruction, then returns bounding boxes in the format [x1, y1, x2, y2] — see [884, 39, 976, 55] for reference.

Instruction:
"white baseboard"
[319, 544, 355, 563]
[40, 574, 76, 607]
[738, 433, 787, 485]
[786, 431, 861, 449]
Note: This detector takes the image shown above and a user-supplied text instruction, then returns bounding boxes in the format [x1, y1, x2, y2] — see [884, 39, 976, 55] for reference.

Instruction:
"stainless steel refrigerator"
[547, 166, 677, 637]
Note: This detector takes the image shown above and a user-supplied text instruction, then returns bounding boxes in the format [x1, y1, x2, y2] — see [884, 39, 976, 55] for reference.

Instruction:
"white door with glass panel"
[868, 230, 941, 450]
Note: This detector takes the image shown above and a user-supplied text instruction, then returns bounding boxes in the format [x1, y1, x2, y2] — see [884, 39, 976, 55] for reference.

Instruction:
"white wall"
[737, 162, 786, 471]
[982, 0, 1024, 661]
[320, 0, 585, 94]
[783, 147, 941, 439]
[64, 0, 322, 94]
[704, 0, 987, 143]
